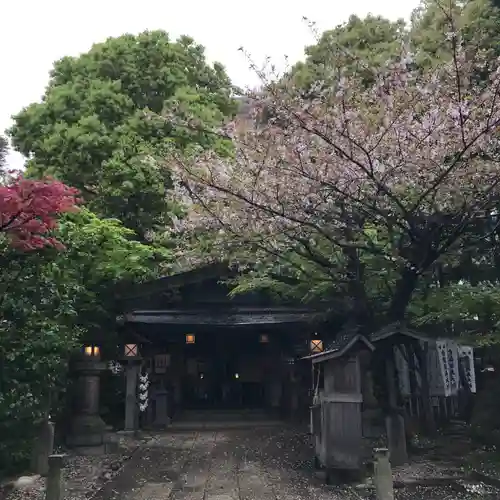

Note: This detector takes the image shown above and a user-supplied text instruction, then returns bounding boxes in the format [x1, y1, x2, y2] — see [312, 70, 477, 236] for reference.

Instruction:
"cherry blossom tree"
[170, 21, 500, 325]
[0, 173, 81, 250]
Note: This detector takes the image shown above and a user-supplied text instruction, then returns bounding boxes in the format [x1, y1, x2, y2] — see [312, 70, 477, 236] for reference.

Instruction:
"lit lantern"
[259, 334, 269, 343]
[185, 334, 196, 344]
[310, 339, 324, 354]
[84, 345, 100, 357]
[234, 373, 240, 379]
[124, 343, 138, 357]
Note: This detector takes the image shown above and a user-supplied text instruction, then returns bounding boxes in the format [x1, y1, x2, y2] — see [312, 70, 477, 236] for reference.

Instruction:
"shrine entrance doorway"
[181, 329, 271, 410]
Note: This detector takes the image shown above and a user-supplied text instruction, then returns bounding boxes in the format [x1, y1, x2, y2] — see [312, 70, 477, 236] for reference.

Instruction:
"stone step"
[167, 419, 284, 431]
[168, 409, 284, 431]
[179, 409, 276, 422]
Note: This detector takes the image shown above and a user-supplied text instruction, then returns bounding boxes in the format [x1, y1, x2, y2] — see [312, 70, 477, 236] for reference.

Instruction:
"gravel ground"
[3, 434, 143, 500]
[91, 428, 500, 500]
[393, 482, 500, 500]
[5, 429, 500, 500]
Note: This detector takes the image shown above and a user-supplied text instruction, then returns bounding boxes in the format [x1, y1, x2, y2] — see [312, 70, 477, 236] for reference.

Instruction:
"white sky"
[1, 0, 419, 170]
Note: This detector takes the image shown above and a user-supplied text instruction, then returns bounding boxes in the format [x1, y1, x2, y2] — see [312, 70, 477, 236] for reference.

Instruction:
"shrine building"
[116, 263, 327, 428]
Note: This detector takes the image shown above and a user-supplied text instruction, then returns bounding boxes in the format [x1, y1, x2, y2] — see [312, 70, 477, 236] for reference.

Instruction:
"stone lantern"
[67, 345, 107, 451]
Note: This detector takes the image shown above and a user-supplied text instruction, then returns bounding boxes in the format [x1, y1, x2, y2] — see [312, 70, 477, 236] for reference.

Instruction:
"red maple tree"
[0, 174, 82, 250]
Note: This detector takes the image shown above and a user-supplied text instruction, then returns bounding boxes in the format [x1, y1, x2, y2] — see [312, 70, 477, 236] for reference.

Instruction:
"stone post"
[31, 419, 55, 475]
[45, 454, 65, 500]
[373, 448, 394, 500]
[67, 351, 107, 451]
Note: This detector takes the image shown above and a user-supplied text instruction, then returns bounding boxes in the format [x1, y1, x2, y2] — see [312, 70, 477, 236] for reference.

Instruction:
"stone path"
[92, 428, 357, 500]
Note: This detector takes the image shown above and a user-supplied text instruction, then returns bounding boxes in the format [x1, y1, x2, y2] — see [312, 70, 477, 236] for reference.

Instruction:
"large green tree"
[290, 15, 406, 92]
[289, 0, 500, 94]
[8, 31, 237, 238]
[410, 0, 500, 70]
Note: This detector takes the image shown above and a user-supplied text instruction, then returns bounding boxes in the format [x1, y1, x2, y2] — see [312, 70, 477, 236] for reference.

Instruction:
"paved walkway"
[93, 428, 358, 500]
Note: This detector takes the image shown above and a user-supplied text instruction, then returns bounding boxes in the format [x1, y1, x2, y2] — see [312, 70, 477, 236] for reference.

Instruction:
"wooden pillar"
[125, 361, 141, 432]
[172, 344, 183, 413]
[419, 342, 436, 434]
[385, 352, 408, 466]
[290, 364, 299, 414]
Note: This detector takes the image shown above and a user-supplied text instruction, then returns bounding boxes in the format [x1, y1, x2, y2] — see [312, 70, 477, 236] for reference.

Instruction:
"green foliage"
[410, 0, 500, 70]
[0, 246, 83, 472]
[9, 31, 237, 237]
[53, 208, 169, 332]
[408, 279, 500, 345]
[289, 0, 500, 94]
[0, 208, 166, 473]
[290, 15, 406, 91]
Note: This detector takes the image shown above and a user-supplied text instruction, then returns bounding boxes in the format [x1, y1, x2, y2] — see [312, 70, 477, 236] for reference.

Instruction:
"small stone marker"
[45, 454, 66, 500]
[32, 419, 55, 475]
[373, 448, 394, 500]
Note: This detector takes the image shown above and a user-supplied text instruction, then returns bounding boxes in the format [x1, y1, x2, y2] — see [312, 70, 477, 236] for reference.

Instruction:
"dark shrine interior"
[136, 324, 298, 411]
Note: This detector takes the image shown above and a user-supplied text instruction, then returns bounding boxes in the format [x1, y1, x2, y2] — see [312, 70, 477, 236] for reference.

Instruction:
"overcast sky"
[1, 0, 419, 169]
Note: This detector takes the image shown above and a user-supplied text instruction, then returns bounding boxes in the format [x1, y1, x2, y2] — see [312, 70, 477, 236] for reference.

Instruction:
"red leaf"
[0, 174, 82, 251]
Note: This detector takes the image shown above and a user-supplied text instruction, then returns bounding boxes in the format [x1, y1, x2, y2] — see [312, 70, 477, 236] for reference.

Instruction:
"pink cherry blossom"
[169, 31, 500, 319]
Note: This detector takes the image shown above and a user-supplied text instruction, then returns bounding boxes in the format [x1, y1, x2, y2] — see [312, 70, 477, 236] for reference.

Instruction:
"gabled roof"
[370, 322, 429, 343]
[118, 262, 231, 300]
[302, 333, 375, 364]
[123, 306, 321, 326]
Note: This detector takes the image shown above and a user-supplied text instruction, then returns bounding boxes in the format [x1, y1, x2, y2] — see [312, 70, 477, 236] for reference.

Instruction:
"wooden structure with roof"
[304, 332, 375, 482]
[116, 264, 328, 426]
[302, 323, 462, 476]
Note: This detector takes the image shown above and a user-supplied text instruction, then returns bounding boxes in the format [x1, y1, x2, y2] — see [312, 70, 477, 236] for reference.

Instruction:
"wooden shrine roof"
[370, 322, 430, 343]
[122, 306, 321, 326]
[118, 262, 231, 301]
[117, 263, 329, 327]
[302, 333, 375, 364]
[301, 322, 431, 365]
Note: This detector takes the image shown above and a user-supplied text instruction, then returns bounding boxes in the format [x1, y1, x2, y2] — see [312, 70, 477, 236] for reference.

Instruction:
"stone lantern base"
[66, 414, 107, 449]
[66, 354, 107, 454]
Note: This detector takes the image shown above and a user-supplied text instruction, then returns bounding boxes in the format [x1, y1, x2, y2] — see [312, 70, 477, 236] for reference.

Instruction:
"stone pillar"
[45, 454, 65, 500]
[67, 351, 107, 451]
[124, 359, 141, 432]
[373, 448, 394, 500]
[31, 419, 55, 475]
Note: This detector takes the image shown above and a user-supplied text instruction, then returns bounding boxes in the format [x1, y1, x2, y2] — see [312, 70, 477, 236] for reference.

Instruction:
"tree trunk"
[388, 267, 419, 322]
[343, 247, 373, 326]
